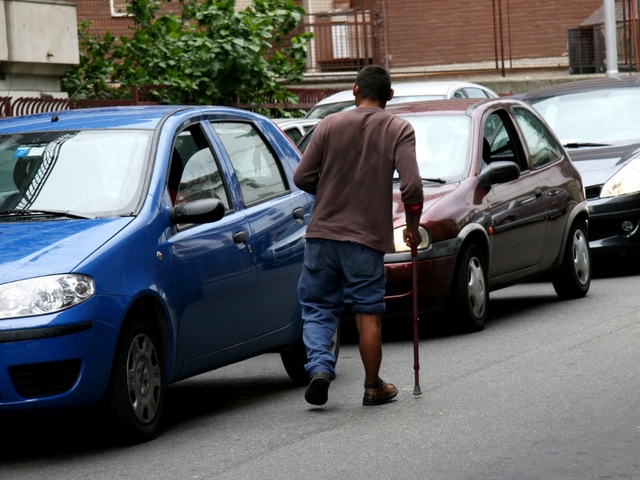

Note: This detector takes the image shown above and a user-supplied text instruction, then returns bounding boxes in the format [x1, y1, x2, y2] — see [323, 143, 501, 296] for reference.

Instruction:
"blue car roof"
[0, 105, 261, 133]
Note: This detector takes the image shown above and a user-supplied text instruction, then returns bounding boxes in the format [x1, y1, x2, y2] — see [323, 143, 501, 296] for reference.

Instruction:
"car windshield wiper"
[563, 142, 611, 149]
[393, 177, 447, 184]
[0, 209, 94, 219]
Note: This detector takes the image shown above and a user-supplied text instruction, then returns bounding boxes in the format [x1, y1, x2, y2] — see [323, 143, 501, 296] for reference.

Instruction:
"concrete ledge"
[296, 69, 621, 96]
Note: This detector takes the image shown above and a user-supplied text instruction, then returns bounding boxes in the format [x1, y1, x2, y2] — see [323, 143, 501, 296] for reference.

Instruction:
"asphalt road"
[2, 257, 640, 480]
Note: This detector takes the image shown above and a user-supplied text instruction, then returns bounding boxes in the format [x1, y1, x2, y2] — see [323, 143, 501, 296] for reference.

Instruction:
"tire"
[105, 319, 165, 443]
[447, 243, 488, 332]
[281, 322, 340, 386]
[552, 221, 591, 299]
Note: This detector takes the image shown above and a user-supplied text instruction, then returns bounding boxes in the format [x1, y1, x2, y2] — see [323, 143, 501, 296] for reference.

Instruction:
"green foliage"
[63, 21, 118, 99]
[62, 0, 312, 107]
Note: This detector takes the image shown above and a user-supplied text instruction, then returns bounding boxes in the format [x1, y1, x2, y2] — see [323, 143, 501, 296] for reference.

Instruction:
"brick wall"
[75, 0, 182, 38]
[375, 0, 605, 70]
[75, 0, 615, 73]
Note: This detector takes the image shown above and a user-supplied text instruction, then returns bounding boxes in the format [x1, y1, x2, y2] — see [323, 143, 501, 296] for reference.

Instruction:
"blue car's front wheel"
[105, 317, 166, 443]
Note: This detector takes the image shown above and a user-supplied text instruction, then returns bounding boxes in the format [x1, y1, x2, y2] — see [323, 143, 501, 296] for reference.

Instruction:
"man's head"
[353, 65, 394, 107]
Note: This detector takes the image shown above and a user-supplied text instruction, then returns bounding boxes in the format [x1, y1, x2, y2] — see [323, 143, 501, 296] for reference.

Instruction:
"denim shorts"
[298, 238, 386, 315]
[298, 238, 386, 379]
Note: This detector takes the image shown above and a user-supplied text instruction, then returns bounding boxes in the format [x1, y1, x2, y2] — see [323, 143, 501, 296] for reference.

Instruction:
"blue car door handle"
[292, 207, 305, 223]
[233, 231, 247, 244]
[233, 230, 252, 252]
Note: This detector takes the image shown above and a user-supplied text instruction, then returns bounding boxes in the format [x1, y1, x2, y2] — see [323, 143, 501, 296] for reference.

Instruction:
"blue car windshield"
[530, 88, 640, 144]
[0, 130, 151, 217]
[396, 114, 471, 182]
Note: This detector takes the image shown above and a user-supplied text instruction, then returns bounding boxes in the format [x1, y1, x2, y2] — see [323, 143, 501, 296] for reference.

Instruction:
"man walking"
[293, 65, 424, 406]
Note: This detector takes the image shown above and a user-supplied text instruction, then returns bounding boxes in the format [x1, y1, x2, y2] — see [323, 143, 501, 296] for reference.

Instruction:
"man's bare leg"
[356, 312, 382, 385]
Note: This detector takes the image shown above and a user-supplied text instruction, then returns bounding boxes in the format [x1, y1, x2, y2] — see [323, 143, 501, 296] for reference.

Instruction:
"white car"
[305, 80, 499, 119]
[272, 118, 322, 145]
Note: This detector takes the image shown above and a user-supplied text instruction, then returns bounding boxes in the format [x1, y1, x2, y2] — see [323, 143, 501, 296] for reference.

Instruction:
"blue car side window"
[211, 122, 287, 206]
[173, 129, 230, 210]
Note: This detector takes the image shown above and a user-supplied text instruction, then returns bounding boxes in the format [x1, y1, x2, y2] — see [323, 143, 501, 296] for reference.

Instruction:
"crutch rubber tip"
[413, 385, 422, 396]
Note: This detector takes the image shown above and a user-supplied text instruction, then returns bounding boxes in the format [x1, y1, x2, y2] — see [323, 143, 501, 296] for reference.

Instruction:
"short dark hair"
[355, 65, 391, 103]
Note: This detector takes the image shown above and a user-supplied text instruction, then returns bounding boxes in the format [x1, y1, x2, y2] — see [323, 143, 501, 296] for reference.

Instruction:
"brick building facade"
[379, 0, 604, 71]
[307, 0, 607, 73]
[74, 0, 625, 75]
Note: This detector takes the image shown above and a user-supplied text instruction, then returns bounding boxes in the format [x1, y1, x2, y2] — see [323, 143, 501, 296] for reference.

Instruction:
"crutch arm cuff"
[404, 203, 422, 216]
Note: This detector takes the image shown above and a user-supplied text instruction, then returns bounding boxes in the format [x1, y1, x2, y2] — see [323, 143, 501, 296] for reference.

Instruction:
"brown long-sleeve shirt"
[293, 107, 424, 253]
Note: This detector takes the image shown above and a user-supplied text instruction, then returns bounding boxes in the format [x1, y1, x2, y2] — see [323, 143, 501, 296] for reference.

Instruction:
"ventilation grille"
[584, 185, 602, 200]
[9, 359, 82, 399]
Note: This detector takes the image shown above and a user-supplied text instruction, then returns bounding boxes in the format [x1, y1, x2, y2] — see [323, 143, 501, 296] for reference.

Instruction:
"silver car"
[305, 80, 499, 119]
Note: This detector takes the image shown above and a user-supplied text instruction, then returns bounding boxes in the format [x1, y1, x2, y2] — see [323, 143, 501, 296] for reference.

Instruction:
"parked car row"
[2, 74, 636, 442]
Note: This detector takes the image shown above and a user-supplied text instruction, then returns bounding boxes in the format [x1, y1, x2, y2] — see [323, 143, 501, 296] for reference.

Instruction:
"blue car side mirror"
[168, 198, 225, 225]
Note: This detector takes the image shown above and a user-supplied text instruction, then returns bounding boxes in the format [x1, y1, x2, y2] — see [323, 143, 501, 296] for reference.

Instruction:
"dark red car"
[382, 98, 590, 331]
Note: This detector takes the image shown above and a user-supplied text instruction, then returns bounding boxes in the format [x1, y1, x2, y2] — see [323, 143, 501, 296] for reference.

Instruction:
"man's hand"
[403, 203, 423, 248]
[403, 227, 422, 248]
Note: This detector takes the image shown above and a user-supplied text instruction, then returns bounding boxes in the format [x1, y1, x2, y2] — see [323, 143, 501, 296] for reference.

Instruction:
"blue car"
[0, 106, 329, 441]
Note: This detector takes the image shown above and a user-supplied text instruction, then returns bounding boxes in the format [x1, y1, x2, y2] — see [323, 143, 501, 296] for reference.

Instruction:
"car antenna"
[2, 73, 14, 117]
[51, 79, 88, 122]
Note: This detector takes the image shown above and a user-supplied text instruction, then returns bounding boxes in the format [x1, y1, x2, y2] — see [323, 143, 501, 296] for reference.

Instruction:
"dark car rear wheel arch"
[104, 298, 169, 443]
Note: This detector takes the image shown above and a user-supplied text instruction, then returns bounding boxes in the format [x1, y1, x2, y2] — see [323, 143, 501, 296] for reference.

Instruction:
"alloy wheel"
[126, 333, 162, 424]
[572, 228, 590, 286]
[467, 257, 486, 319]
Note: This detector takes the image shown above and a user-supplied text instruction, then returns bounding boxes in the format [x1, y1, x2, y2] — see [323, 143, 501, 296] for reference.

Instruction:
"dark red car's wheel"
[553, 221, 591, 299]
[448, 243, 488, 332]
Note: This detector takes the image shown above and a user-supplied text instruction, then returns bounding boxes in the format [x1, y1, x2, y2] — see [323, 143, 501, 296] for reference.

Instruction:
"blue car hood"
[568, 142, 640, 187]
[0, 218, 133, 284]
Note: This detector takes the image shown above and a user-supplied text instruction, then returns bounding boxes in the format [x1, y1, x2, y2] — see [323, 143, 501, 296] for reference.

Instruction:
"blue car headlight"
[0, 274, 95, 319]
[601, 158, 640, 198]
